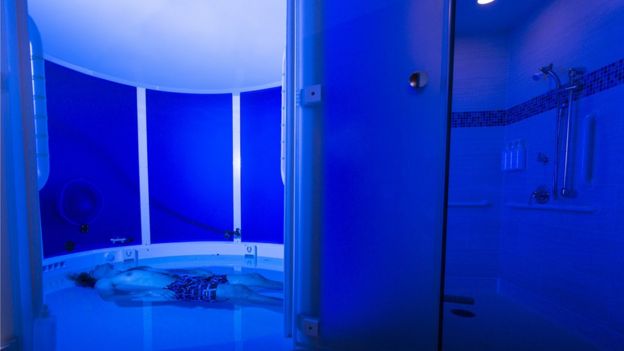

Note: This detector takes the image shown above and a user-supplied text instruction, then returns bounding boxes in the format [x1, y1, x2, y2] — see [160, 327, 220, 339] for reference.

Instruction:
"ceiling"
[28, 0, 286, 93]
[28, 0, 553, 90]
[455, 0, 552, 35]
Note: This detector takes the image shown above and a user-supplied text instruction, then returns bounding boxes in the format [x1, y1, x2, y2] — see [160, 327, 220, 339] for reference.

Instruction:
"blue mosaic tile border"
[580, 58, 624, 98]
[452, 57, 624, 128]
[505, 88, 568, 125]
[451, 110, 507, 128]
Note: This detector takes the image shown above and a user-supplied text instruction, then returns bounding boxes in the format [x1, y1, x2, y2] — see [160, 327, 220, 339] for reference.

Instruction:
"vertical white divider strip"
[232, 94, 244, 351]
[137, 87, 151, 245]
[232, 94, 242, 238]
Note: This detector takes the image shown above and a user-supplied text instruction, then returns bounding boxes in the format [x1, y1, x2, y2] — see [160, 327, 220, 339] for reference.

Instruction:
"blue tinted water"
[45, 259, 289, 351]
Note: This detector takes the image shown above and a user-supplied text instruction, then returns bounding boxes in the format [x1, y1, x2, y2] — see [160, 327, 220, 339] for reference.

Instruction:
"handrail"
[28, 17, 50, 190]
[581, 114, 596, 184]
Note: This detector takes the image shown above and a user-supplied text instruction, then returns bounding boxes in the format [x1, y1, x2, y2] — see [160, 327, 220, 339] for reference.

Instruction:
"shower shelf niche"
[506, 202, 595, 213]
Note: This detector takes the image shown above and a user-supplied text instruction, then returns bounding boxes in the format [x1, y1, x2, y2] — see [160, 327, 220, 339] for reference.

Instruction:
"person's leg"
[217, 284, 283, 307]
[226, 273, 283, 290]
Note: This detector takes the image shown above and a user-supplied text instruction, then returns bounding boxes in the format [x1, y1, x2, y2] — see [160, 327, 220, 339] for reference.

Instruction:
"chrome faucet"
[225, 228, 241, 241]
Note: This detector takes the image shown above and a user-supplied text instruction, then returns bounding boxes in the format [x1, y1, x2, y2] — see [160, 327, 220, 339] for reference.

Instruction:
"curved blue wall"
[146, 91, 233, 243]
[40, 63, 284, 256]
[40, 62, 141, 257]
[241, 87, 283, 243]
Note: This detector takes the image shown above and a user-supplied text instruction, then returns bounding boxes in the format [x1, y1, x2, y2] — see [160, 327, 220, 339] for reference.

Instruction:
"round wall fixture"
[28, 0, 286, 93]
[58, 179, 103, 229]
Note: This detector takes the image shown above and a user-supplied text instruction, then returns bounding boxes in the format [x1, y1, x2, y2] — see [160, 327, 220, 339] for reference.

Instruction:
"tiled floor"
[443, 292, 599, 351]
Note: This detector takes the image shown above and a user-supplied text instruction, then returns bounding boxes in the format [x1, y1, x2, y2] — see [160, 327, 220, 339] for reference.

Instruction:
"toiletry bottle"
[517, 141, 526, 170]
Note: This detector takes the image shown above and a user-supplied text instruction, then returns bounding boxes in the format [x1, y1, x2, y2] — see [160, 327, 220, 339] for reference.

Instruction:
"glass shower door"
[444, 0, 624, 350]
[291, 0, 454, 350]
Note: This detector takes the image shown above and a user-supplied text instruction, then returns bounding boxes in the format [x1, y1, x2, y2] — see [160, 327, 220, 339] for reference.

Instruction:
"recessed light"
[477, 0, 495, 5]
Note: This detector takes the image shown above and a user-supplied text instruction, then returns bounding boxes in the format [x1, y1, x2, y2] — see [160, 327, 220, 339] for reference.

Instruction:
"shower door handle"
[409, 71, 429, 89]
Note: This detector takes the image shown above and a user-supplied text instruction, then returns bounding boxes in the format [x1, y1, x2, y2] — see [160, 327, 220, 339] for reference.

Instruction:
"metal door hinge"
[300, 315, 320, 337]
[300, 84, 322, 106]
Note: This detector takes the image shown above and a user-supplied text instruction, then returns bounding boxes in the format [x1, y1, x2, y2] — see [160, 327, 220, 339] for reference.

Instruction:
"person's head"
[69, 272, 97, 288]
[68, 263, 116, 288]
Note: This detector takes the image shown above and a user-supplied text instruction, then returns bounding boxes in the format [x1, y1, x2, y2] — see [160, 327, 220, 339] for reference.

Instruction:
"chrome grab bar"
[560, 68, 584, 197]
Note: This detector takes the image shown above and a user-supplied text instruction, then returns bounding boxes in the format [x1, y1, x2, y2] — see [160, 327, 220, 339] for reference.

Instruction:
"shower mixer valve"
[529, 186, 550, 205]
[537, 152, 549, 164]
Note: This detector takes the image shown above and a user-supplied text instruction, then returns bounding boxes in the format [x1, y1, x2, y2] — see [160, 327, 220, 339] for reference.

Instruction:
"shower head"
[533, 64, 562, 88]
[538, 63, 554, 75]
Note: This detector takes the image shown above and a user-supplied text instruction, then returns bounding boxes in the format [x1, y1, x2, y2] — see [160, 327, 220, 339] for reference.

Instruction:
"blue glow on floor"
[45, 263, 288, 351]
[443, 288, 600, 351]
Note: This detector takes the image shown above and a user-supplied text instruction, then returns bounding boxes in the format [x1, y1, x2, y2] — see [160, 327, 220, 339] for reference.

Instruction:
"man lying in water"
[69, 264, 283, 308]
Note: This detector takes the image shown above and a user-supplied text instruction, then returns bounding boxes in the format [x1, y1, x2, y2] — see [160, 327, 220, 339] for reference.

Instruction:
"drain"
[451, 309, 476, 318]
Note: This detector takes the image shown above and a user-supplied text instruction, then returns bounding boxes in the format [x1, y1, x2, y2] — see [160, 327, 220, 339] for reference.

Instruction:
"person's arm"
[173, 268, 214, 277]
[95, 277, 175, 302]
[95, 278, 120, 301]
[127, 266, 176, 276]
[127, 266, 213, 278]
